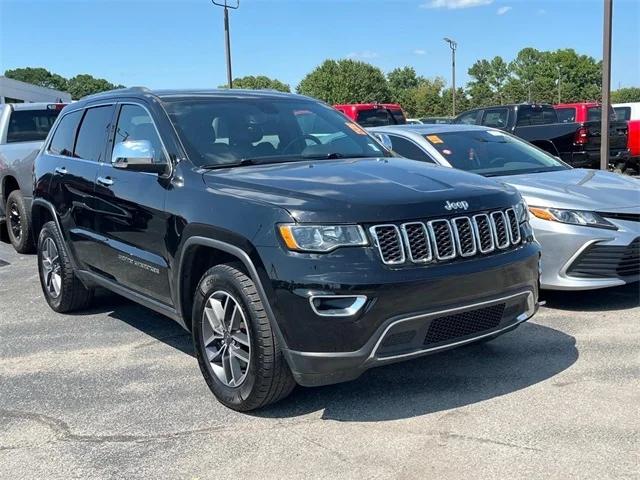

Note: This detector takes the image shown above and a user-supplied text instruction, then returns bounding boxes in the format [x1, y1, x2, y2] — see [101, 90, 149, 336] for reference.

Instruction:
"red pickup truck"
[554, 102, 633, 173]
[334, 103, 407, 127]
[613, 102, 640, 174]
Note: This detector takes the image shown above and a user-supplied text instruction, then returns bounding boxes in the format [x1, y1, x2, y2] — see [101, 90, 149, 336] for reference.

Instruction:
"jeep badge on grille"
[444, 200, 469, 211]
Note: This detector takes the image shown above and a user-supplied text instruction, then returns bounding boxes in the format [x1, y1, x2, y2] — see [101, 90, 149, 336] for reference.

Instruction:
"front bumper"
[533, 216, 640, 290]
[257, 241, 541, 387]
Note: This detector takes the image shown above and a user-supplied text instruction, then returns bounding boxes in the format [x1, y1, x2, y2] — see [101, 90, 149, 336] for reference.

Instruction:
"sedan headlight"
[278, 224, 368, 252]
[528, 207, 617, 230]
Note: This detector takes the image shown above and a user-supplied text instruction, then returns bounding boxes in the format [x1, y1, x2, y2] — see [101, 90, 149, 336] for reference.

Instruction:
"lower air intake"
[424, 303, 506, 346]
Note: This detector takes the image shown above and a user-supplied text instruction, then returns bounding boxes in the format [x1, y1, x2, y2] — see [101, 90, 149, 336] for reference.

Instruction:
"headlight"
[278, 224, 368, 252]
[528, 207, 617, 230]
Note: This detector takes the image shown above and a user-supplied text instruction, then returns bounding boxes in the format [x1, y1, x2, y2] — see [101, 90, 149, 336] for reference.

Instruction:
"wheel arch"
[176, 236, 285, 346]
[1, 174, 20, 206]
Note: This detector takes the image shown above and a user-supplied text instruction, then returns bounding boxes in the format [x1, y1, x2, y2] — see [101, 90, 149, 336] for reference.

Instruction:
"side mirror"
[112, 140, 167, 174]
[372, 132, 393, 152]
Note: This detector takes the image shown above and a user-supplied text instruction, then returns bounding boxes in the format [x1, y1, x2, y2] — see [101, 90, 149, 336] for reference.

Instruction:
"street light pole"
[556, 65, 562, 104]
[444, 37, 457, 116]
[600, 0, 613, 171]
[212, 0, 239, 89]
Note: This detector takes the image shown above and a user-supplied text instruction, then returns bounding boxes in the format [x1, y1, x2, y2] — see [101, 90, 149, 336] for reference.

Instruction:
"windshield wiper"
[301, 153, 375, 160]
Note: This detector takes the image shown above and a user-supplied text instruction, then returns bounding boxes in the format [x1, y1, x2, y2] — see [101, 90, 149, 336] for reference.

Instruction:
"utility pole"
[556, 65, 562, 104]
[212, 0, 239, 89]
[444, 38, 457, 116]
[601, 0, 613, 171]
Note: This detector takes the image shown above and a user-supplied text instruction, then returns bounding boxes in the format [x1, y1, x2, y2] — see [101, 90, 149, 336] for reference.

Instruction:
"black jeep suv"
[32, 88, 540, 411]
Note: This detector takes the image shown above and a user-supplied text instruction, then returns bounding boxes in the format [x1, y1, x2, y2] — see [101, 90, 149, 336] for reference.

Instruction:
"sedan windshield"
[162, 97, 388, 167]
[425, 129, 569, 176]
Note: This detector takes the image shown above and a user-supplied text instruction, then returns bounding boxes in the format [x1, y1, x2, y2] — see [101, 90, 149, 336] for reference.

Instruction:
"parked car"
[32, 88, 540, 410]
[0, 102, 66, 252]
[334, 103, 407, 127]
[613, 102, 640, 174]
[369, 124, 640, 291]
[406, 118, 423, 125]
[453, 103, 629, 171]
[420, 116, 453, 124]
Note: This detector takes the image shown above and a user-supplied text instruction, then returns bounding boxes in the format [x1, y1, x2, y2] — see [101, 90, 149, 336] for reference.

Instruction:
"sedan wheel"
[41, 237, 62, 299]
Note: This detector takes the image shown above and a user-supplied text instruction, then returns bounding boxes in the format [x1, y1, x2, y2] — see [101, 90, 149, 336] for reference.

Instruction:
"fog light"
[309, 295, 367, 317]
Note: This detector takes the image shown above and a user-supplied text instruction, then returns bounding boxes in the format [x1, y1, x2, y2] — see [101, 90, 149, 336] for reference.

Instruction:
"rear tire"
[192, 263, 296, 411]
[37, 221, 93, 313]
[6, 190, 35, 254]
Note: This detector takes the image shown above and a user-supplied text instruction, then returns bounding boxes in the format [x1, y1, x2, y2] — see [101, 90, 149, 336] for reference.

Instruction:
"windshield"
[162, 97, 387, 167]
[425, 129, 569, 177]
[7, 108, 62, 143]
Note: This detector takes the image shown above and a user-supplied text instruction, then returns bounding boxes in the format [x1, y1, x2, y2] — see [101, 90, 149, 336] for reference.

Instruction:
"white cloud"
[421, 0, 493, 9]
[346, 51, 379, 59]
[497, 6, 512, 15]
[414, 49, 427, 55]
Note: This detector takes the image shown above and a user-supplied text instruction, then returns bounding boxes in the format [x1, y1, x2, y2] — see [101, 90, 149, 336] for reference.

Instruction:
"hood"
[203, 157, 521, 223]
[497, 168, 640, 211]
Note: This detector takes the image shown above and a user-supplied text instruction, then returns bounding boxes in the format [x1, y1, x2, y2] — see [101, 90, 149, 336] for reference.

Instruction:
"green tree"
[489, 56, 509, 104]
[222, 75, 290, 92]
[467, 59, 495, 107]
[387, 67, 424, 115]
[611, 87, 640, 103]
[297, 59, 390, 104]
[4, 67, 68, 91]
[66, 74, 123, 100]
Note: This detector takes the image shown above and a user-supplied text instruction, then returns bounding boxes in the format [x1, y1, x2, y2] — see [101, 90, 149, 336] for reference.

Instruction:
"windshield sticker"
[346, 122, 367, 135]
[426, 134, 443, 144]
[441, 149, 452, 155]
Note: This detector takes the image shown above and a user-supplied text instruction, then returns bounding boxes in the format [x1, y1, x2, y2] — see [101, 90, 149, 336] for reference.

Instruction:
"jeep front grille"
[370, 208, 521, 266]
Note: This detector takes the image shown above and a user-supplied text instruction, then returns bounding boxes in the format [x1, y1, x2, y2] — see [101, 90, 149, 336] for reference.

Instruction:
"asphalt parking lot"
[1, 239, 638, 480]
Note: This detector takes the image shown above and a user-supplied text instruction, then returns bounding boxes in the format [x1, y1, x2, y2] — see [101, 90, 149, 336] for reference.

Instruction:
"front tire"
[37, 221, 93, 313]
[6, 190, 35, 254]
[192, 264, 295, 411]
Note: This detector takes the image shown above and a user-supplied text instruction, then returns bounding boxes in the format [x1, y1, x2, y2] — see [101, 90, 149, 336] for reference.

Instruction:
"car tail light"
[574, 126, 589, 145]
[47, 103, 66, 111]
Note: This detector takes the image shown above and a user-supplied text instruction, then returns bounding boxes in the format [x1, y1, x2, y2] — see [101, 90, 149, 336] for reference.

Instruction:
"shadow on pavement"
[256, 322, 578, 422]
[541, 282, 640, 312]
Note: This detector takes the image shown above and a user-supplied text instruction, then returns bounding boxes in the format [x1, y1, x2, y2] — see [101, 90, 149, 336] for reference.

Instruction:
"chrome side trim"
[369, 224, 405, 265]
[451, 216, 477, 258]
[368, 290, 534, 361]
[427, 219, 457, 260]
[400, 222, 432, 263]
[472, 214, 495, 254]
[490, 211, 511, 249]
[309, 295, 368, 317]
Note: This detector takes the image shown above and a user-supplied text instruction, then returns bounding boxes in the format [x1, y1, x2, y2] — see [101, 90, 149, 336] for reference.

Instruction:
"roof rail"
[80, 86, 150, 101]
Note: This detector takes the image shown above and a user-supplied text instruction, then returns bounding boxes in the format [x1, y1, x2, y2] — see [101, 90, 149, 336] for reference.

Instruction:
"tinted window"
[7, 108, 62, 143]
[556, 108, 576, 123]
[515, 106, 557, 126]
[424, 129, 568, 176]
[481, 108, 508, 128]
[615, 107, 631, 121]
[389, 110, 406, 125]
[356, 109, 394, 127]
[388, 135, 434, 163]
[163, 98, 387, 167]
[74, 106, 113, 162]
[114, 104, 166, 164]
[456, 111, 478, 125]
[49, 110, 83, 156]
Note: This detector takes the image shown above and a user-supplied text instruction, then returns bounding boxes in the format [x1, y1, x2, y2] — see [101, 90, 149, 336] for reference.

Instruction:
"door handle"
[97, 176, 114, 187]
[54, 167, 67, 175]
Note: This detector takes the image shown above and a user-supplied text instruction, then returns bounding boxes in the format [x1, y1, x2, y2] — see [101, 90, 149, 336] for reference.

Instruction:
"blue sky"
[1, 0, 638, 91]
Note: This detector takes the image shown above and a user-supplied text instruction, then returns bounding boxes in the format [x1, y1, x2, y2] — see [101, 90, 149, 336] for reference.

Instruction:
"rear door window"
[48, 110, 83, 157]
[481, 108, 509, 128]
[389, 109, 407, 125]
[74, 105, 114, 162]
[556, 108, 576, 123]
[456, 111, 479, 125]
[516, 106, 557, 126]
[7, 108, 63, 143]
[614, 107, 631, 121]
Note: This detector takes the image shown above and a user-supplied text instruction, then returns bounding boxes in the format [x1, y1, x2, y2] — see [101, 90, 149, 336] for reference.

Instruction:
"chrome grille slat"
[473, 214, 495, 253]
[427, 220, 456, 260]
[505, 208, 521, 245]
[370, 225, 405, 265]
[401, 222, 432, 263]
[490, 211, 510, 249]
[371, 207, 522, 265]
[451, 217, 477, 257]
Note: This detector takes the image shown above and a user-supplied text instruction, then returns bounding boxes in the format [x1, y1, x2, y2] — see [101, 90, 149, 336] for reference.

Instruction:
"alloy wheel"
[202, 290, 252, 387]
[41, 238, 62, 299]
